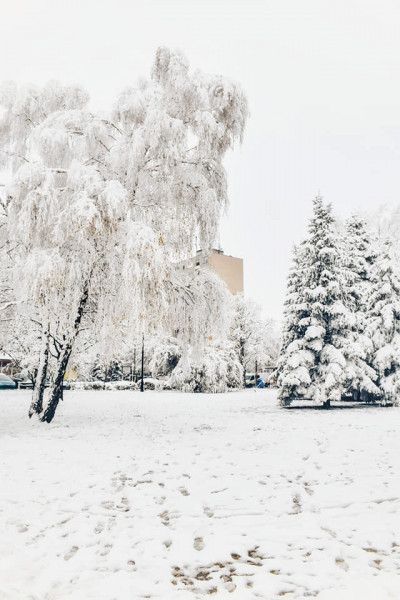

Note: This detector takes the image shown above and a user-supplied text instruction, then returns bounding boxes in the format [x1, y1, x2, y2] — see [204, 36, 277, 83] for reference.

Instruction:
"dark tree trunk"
[29, 326, 49, 418]
[322, 399, 331, 409]
[41, 346, 72, 423]
[240, 339, 246, 388]
[40, 283, 90, 423]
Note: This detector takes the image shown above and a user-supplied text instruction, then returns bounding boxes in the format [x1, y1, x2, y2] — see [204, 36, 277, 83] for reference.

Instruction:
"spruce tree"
[91, 355, 107, 383]
[278, 196, 350, 407]
[277, 244, 314, 403]
[366, 242, 400, 405]
[107, 361, 123, 381]
[342, 215, 379, 401]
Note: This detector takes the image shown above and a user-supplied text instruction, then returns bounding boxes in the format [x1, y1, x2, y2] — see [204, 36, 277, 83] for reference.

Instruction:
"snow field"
[1, 389, 399, 599]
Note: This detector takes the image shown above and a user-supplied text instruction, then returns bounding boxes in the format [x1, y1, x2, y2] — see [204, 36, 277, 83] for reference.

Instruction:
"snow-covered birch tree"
[230, 293, 278, 387]
[0, 47, 248, 422]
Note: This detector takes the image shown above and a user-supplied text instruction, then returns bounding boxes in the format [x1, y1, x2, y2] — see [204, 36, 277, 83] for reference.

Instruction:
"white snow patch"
[0, 389, 399, 599]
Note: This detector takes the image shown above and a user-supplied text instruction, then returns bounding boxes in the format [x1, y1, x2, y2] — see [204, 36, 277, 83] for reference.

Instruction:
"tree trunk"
[240, 340, 246, 388]
[29, 326, 49, 418]
[40, 283, 90, 423]
[322, 399, 331, 409]
[41, 346, 72, 423]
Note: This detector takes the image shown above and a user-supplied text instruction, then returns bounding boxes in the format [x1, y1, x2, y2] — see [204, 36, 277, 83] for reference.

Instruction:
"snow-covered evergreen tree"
[90, 356, 123, 382]
[366, 242, 400, 405]
[91, 356, 108, 383]
[278, 196, 351, 407]
[276, 244, 314, 402]
[342, 215, 379, 401]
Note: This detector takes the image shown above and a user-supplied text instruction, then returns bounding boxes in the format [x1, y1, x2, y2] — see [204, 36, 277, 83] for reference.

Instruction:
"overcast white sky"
[2, 0, 400, 319]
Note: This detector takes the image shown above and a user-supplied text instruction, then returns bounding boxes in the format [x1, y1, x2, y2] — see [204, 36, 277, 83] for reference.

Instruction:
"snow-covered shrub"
[149, 338, 181, 377]
[104, 381, 139, 391]
[70, 380, 139, 391]
[142, 377, 160, 391]
[70, 381, 106, 391]
[168, 343, 243, 393]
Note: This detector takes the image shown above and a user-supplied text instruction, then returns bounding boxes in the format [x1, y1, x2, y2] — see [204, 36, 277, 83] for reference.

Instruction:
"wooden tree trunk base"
[29, 402, 43, 419]
[40, 389, 62, 423]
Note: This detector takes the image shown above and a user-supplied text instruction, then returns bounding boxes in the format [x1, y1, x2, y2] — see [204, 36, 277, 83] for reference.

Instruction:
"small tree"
[91, 355, 123, 382]
[229, 294, 276, 386]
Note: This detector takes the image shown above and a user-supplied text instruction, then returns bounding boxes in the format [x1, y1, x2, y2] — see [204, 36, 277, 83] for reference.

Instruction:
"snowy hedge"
[70, 380, 139, 391]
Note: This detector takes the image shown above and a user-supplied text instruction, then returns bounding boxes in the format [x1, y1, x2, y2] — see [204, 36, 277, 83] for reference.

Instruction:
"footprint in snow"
[94, 522, 105, 534]
[116, 497, 130, 511]
[64, 546, 79, 561]
[98, 543, 112, 556]
[335, 557, 349, 571]
[203, 506, 214, 518]
[194, 537, 205, 551]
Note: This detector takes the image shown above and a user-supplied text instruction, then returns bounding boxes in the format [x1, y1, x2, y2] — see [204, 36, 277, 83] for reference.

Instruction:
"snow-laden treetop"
[0, 47, 248, 338]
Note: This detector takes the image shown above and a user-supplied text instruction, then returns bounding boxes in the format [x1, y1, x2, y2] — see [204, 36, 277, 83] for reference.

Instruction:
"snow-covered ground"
[1, 389, 399, 600]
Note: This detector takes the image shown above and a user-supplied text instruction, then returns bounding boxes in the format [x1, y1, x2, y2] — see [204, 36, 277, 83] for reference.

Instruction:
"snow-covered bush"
[70, 380, 139, 391]
[105, 381, 139, 391]
[70, 381, 106, 391]
[149, 338, 181, 377]
[168, 343, 243, 393]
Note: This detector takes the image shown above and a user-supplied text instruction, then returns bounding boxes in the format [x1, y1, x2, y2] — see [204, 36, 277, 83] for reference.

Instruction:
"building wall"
[207, 252, 243, 295]
[181, 249, 244, 295]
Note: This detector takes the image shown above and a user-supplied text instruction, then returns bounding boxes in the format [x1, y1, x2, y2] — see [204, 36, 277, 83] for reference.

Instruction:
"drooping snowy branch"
[0, 47, 248, 421]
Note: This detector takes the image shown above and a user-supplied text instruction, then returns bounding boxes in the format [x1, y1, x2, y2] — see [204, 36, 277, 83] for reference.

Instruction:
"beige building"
[181, 249, 244, 294]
